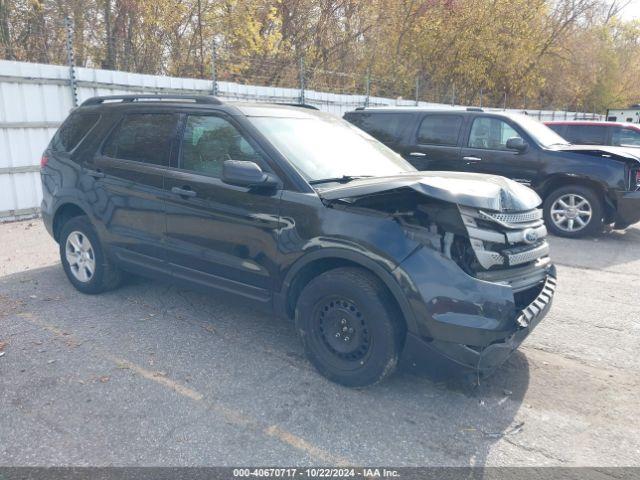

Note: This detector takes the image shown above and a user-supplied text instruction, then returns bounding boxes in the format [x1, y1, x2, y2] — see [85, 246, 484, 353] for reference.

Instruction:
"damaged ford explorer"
[41, 97, 556, 387]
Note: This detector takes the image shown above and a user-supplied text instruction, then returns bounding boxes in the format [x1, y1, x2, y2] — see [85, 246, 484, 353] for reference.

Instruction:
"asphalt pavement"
[1, 219, 639, 466]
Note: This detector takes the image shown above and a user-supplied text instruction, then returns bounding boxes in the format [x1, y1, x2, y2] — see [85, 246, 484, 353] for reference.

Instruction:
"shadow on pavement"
[1, 264, 529, 467]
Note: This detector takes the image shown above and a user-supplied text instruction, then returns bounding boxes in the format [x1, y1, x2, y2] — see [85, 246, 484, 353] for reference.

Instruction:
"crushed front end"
[396, 201, 556, 378]
[317, 172, 557, 378]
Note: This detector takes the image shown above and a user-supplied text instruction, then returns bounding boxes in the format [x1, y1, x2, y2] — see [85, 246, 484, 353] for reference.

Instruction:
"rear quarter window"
[102, 113, 178, 166]
[50, 112, 100, 153]
[346, 113, 411, 146]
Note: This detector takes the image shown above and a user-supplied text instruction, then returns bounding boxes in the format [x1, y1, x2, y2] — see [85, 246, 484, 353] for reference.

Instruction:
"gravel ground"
[0, 219, 639, 466]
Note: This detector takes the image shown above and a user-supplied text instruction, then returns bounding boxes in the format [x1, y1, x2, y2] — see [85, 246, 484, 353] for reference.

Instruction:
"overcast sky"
[619, 0, 640, 20]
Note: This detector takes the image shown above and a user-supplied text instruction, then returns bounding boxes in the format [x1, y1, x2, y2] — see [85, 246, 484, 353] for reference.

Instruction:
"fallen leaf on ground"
[98, 376, 110, 383]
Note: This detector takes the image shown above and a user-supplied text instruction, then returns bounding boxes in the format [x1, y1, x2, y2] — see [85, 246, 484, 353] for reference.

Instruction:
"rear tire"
[295, 267, 403, 387]
[543, 185, 603, 238]
[59, 215, 122, 294]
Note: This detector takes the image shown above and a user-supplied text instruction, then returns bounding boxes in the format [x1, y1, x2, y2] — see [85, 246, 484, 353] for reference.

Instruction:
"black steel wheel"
[295, 267, 403, 387]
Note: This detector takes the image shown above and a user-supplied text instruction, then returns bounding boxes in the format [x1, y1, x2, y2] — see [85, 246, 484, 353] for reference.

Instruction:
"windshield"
[514, 114, 571, 147]
[249, 114, 415, 182]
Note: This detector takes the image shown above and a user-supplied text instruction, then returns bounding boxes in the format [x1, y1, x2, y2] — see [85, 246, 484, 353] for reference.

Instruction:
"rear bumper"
[401, 267, 556, 379]
[614, 190, 640, 228]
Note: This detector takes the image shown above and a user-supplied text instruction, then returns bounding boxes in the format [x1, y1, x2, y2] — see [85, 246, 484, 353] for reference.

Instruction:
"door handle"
[87, 169, 104, 178]
[171, 186, 197, 198]
[463, 156, 482, 162]
[409, 152, 427, 157]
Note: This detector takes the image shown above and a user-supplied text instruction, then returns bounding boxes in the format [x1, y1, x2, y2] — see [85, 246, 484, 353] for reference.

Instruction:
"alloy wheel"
[550, 193, 592, 233]
[65, 231, 96, 283]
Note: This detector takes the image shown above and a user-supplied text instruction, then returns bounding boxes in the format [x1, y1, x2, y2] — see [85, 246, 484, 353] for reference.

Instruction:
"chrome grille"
[458, 206, 550, 272]
[479, 209, 543, 229]
[505, 242, 550, 266]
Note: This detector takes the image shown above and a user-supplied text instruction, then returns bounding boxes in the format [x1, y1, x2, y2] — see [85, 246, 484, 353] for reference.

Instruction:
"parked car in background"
[41, 95, 556, 386]
[344, 107, 640, 238]
[545, 121, 640, 149]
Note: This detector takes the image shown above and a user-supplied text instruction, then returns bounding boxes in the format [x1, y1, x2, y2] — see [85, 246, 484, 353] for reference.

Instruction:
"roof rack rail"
[466, 107, 484, 112]
[80, 94, 222, 106]
[272, 103, 319, 110]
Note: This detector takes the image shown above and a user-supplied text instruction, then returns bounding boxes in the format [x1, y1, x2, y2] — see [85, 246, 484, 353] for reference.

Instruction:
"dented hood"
[552, 145, 640, 164]
[317, 171, 542, 212]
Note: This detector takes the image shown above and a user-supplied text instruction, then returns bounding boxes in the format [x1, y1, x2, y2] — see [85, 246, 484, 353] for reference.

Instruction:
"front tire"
[543, 185, 603, 238]
[295, 267, 403, 387]
[59, 216, 122, 294]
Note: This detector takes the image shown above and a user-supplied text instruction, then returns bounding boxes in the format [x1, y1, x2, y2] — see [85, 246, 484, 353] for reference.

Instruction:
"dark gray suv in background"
[41, 95, 556, 386]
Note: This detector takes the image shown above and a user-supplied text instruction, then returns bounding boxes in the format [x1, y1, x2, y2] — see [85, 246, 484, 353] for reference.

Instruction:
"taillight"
[40, 154, 48, 169]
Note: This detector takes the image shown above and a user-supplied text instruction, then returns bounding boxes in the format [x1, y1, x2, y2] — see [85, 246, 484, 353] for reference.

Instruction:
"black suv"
[41, 95, 556, 386]
[344, 107, 640, 238]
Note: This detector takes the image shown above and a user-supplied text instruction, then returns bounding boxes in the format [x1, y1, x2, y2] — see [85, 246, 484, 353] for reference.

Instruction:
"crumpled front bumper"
[614, 190, 640, 228]
[399, 256, 557, 379]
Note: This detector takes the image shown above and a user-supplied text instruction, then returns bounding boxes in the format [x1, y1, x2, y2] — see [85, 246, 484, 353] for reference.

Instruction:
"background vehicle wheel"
[543, 185, 603, 238]
[295, 267, 403, 387]
[59, 215, 122, 294]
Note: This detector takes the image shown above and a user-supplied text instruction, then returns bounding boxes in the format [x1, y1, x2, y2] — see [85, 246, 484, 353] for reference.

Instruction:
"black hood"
[316, 171, 542, 212]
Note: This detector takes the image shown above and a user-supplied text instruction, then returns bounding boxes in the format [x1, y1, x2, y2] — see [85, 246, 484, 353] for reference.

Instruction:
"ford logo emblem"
[523, 228, 538, 244]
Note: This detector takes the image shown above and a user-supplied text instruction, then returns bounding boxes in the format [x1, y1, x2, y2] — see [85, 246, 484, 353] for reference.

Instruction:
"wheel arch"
[539, 174, 614, 221]
[276, 249, 417, 334]
[52, 201, 90, 242]
[538, 174, 607, 199]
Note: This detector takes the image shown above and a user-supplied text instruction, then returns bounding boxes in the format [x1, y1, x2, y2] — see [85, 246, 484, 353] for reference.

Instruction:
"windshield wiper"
[308, 175, 373, 185]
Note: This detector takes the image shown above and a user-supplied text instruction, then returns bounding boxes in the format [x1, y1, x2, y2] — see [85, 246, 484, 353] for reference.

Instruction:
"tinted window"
[348, 113, 410, 145]
[103, 113, 177, 165]
[612, 127, 640, 147]
[417, 115, 462, 146]
[51, 112, 100, 152]
[180, 115, 263, 178]
[564, 125, 607, 145]
[468, 117, 521, 150]
[546, 124, 566, 137]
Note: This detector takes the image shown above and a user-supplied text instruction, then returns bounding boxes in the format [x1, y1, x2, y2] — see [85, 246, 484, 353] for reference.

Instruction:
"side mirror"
[222, 160, 278, 188]
[506, 137, 528, 153]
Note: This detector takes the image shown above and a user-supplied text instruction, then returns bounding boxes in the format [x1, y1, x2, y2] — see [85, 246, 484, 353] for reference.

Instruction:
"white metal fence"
[0, 59, 603, 220]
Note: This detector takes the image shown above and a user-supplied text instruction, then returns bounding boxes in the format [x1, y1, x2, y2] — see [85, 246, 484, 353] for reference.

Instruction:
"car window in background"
[103, 113, 177, 166]
[468, 117, 522, 150]
[417, 115, 463, 146]
[546, 124, 567, 138]
[348, 113, 411, 146]
[564, 125, 607, 145]
[180, 115, 263, 178]
[51, 112, 100, 152]
[612, 127, 640, 147]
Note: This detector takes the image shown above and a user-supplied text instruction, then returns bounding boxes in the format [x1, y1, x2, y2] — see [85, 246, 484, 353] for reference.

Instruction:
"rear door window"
[612, 127, 640, 147]
[417, 115, 463, 146]
[102, 113, 178, 166]
[347, 113, 411, 146]
[564, 125, 607, 145]
[468, 117, 522, 150]
[51, 112, 100, 153]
